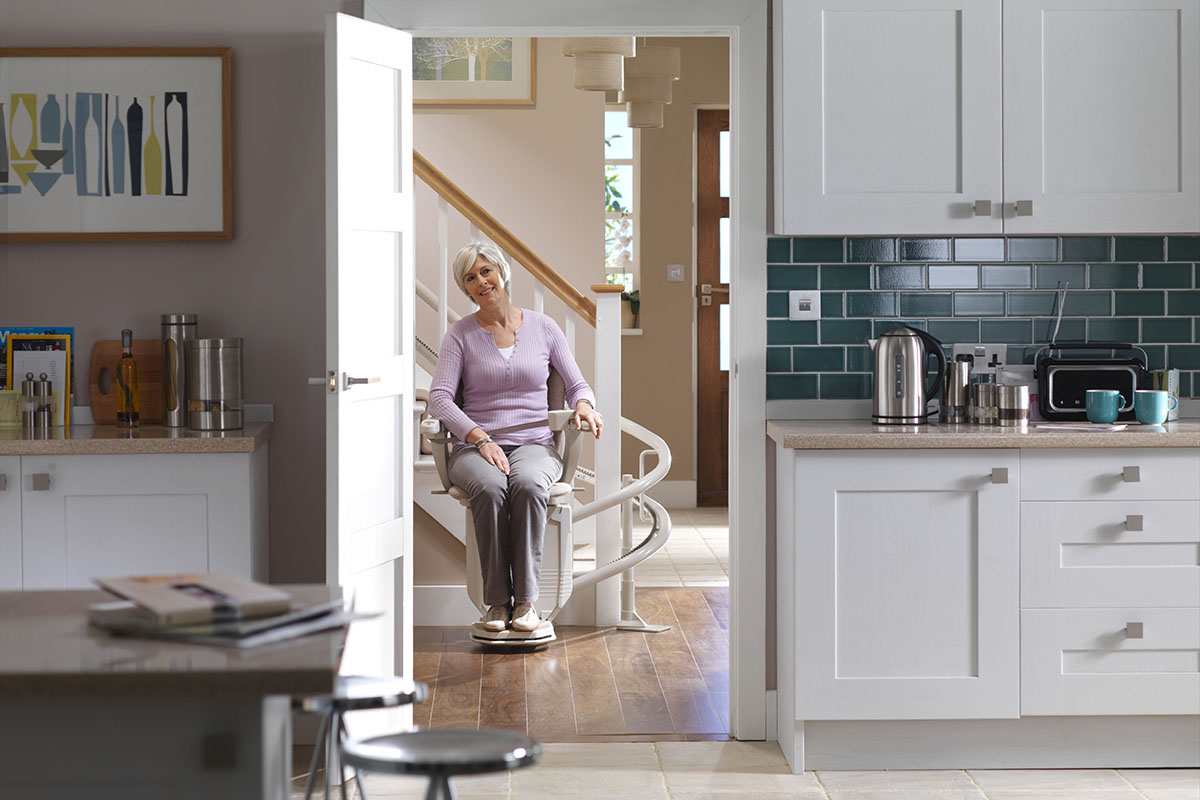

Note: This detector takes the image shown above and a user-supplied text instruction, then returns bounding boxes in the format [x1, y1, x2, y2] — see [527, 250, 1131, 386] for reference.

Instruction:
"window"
[604, 108, 637, 292]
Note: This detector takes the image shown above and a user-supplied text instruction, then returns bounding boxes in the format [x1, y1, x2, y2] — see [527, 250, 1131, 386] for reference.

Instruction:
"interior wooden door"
[696, 109, 730, 507]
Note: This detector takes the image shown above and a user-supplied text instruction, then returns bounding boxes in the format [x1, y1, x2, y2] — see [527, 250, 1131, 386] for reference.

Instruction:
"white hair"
[452, 242, 511, 300]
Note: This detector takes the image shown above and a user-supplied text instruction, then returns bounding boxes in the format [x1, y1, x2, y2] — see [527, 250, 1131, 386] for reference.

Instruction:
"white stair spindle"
[533, 283, 544, 314]
[438, 196, 449, 343]
[566, 314, 576, 356]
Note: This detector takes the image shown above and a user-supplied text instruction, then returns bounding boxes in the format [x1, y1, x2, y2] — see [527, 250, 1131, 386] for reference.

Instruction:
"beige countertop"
[768, 419, 1200, 450]
[0, 586, 342, 700]
[0, 422, 272, 455]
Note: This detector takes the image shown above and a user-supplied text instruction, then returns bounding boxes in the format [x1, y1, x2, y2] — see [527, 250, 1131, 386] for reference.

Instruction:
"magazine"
[93, 572, 293, 627]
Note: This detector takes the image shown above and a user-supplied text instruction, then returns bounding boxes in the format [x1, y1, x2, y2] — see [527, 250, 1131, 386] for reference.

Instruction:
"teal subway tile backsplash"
[767, 235, 1200, 399]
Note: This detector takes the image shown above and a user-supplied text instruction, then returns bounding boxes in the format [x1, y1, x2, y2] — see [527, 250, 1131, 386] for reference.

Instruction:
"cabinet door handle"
[973, 200, 992, 216]
[0, 474, 6, 491]
[31, 473, 51, 491]
[1125, 514, 1144, 531]
[1125, 622, 1144, 639]
[1014, 200, 1034, 216]
[991, 467, 1009, 484]
[1122, 466, 1141, 483]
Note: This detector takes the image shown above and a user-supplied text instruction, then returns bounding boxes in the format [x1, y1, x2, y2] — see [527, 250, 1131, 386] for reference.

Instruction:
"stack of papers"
[1035, 423, 1128, 432]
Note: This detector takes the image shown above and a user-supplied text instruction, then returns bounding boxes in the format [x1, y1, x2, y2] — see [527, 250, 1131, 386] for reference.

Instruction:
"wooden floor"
[412, 587, 729, 742]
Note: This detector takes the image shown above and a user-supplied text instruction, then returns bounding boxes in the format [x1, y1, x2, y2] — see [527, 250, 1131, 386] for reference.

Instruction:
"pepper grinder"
[35, 372, 53, 428]
[21, 372, 36, 432]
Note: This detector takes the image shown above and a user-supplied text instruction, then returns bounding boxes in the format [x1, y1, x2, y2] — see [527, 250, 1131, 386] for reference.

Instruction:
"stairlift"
[422, 368, 671, 647]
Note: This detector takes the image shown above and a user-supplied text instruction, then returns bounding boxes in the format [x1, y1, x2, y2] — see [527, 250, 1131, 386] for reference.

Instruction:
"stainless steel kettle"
[869, 326, 947, 425]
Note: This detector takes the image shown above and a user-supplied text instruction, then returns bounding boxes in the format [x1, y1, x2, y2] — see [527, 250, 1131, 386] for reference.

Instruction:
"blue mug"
[1086, 389, 1126, 424]
[1134, 389, 1178, 425]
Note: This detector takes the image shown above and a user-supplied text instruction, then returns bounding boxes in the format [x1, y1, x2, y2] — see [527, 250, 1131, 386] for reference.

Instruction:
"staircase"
[411, 151, 672, 628]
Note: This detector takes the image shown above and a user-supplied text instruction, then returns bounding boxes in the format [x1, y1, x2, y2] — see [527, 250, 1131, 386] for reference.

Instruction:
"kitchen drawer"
[1021, 608, 1199, 716]
[1021, 449, 1200, 502]
[1022, 501, 1200, 608]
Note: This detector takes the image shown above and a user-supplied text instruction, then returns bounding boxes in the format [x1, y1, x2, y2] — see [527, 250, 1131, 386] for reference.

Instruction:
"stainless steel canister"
[940, 360, 971, 423]
[185, 338, 244, 430]
[34, 372, 53, 429]
[21, 372, 36, 432]
[970, 382, 998, 425]
[161, 314, 198, 427]
[998, 384, 1030, 427]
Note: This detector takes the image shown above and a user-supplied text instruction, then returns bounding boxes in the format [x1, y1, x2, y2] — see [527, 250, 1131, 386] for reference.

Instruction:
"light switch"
[788, 290, 819, 321]
[667, 264, 685, 282]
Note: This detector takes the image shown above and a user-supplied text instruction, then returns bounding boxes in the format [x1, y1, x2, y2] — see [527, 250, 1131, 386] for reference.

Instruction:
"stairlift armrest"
[420, 417, 441, 437]
[559, 425, 585, 491]
[548, 409, 574, 431]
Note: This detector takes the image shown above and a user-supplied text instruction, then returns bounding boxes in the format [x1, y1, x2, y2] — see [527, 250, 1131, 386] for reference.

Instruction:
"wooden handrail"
[414, 150, 598, 327]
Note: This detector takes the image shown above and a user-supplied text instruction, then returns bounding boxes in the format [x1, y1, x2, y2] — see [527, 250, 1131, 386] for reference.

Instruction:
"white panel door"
[1004, 0, 1200, 233]
[324, 12, 414, 731]
[793, 449, 1020, 720]
[775, 0, 1003, 234]
[0, 457, 21, 589]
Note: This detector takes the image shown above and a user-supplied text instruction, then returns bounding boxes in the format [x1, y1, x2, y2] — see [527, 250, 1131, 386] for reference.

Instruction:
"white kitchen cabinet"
[792, 449, 1020, 719]
[1004, 0, 1200, 234]
[16, 450, 268, 590]
[773, 0, 1200, 235]
[774, 0, 1004, 235]
[1021, 607, 1200, 715]
[0, 457, 20, 590]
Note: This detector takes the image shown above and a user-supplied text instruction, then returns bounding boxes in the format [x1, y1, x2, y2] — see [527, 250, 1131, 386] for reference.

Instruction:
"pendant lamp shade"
[621, 45, 680, 129]
[562, 37, 636, 91]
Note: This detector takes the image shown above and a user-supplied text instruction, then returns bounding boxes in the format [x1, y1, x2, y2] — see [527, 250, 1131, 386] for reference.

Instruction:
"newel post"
[592, 285, 624, 626]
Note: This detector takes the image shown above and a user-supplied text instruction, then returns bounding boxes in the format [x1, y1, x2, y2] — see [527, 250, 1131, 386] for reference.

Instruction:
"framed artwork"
[0, 47, 232, 242]
[413, 37, 536, 106]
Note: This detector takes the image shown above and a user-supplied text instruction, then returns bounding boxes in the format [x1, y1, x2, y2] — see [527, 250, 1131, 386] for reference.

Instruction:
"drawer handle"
[1122, 466, 1141, 483]
[31, 473, 51, 491]
[991, 467, 1009, 484]
[973, 200, 993, 216]
[1125, 514, 1144, 532]
[0, 474, 6, 491]
[1125, 622, 1144, 639]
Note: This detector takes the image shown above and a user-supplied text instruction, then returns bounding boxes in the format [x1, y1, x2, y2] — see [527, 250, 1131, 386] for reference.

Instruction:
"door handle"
[1014, 200, 1034, 216]
[31, 473, 50, 491]
[973, 200, 992, 216]
[698, 283, 730, 296]
[991, 467, 1009, 484]
[343, 374, 381, 391]
[1125, 514, 1144, 531]
[0, 474, 6, 491]
[308, 371, 336, 394]
[1122, 466, 1141, 483]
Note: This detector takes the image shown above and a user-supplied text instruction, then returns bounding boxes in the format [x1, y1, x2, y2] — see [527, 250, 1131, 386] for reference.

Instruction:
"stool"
[340, 729, 540, 800]
[293, 675, 427, 800]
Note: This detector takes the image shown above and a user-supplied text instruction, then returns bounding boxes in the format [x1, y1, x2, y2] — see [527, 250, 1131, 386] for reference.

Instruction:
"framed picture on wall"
[413, 37, 536, 106]
[0, 47, 232, 242]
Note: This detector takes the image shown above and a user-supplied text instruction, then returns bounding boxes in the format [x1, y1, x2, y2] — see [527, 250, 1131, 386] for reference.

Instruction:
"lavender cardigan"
[429, 310, 596, 447]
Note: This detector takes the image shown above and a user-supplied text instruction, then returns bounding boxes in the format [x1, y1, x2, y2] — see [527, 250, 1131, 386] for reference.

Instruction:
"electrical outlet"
[951, 343, 1006, 376]
[788, 290, 819, 321]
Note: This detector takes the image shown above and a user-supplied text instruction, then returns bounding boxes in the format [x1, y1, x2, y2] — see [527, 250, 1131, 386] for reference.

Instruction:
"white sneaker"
[483, 605, 509, 632]
[510, 604, 540, 632]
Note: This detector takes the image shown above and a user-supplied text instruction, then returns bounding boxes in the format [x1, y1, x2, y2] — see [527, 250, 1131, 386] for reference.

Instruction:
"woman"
[429, 242, 603, 633]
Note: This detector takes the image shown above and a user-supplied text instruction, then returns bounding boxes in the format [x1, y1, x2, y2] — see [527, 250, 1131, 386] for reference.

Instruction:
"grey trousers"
[448, 442, 564, 606]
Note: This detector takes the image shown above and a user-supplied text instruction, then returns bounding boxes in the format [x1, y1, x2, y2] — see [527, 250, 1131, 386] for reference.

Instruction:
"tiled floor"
[634, 506, 729, 587]
[292, 741, 1200, 799]
[410, 587, 729, 741]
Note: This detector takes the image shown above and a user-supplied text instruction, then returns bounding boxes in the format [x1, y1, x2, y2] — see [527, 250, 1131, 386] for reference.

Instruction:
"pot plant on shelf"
[620, 289, 640, 329]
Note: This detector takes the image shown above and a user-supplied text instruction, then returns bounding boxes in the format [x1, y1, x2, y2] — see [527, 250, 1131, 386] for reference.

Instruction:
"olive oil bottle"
[116, 328, 140, 426]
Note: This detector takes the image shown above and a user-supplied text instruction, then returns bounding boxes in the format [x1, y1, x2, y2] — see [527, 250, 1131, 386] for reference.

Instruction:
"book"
[93, 572, 292, 627]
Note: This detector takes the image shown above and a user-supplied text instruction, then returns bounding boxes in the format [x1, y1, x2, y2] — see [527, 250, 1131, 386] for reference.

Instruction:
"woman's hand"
[574, 400, 603, 439]
[478, 440, 510, 474]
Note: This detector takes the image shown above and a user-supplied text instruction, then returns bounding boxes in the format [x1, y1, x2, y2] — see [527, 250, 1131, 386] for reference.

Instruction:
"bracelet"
[473, 435, 493, 449]
[578, 399, 595, 409]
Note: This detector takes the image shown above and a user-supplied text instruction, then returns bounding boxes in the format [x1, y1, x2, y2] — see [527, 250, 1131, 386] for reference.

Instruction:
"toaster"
[1034, 343, 1150, 421]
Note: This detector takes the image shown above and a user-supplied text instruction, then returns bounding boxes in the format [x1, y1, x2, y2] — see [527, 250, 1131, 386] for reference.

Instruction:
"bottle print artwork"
[143, 95, 163, 195]
[11, 94, 36, 162]
[0, 102, 8, 183]
[41, 94, 61, 144]
[61, 94, 74, 175]
[111, 96, 126, 195]
[127, 97, 143, 196]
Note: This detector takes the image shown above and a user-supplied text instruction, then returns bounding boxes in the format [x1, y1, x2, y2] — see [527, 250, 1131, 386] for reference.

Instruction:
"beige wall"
[621, 37, 730, 484]
[1, 0, 360, 583]
[411, 38, 604, 584]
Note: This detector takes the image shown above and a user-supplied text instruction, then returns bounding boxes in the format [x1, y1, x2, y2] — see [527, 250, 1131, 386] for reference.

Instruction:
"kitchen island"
[768, 419, 1200, 772]
[0, 585, 341, 798]
[0, 424, 271, 589]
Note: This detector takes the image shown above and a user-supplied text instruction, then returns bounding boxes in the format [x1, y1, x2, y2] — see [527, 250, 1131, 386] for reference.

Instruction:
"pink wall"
[2, 0, 361, 582]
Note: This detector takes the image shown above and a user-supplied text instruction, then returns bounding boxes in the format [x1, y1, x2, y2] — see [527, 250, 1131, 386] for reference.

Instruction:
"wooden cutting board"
[89, 340, 164, 424]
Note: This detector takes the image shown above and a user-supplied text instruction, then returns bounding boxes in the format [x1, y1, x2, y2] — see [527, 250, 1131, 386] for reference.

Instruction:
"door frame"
[366, 0, 770, 741]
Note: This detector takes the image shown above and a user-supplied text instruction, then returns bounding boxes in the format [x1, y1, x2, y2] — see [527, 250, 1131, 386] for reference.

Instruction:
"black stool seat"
[342, 729, 541, 777]
[294, 675, 427, 713]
